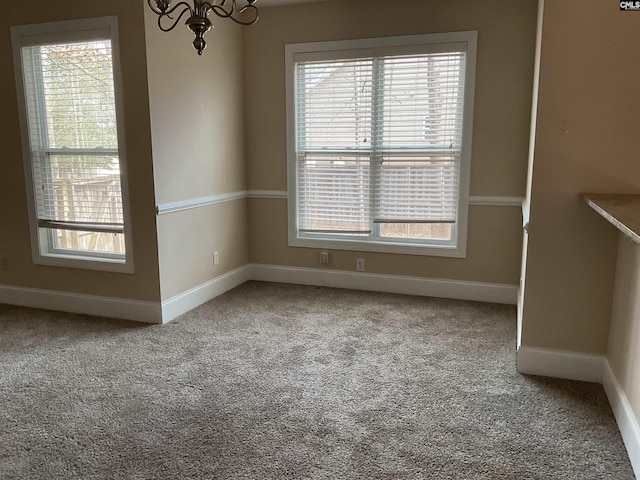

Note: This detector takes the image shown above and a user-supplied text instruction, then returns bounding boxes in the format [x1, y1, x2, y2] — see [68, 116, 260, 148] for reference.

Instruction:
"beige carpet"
[0, 281, 634, 479]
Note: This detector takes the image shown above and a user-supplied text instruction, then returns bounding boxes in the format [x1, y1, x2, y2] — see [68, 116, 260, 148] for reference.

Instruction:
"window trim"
[11, 16, 135, 273]
[285, 32, 477, 258]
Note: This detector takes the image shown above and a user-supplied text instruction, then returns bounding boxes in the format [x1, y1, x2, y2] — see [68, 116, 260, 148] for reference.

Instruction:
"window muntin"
[12, 18, 133, 271]
[287, 34, 476, 256]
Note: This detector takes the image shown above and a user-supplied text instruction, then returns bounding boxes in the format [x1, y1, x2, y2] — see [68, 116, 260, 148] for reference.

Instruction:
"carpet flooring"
[0, 281, 635, 479]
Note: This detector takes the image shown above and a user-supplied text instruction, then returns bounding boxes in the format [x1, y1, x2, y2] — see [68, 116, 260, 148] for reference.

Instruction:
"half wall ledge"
[582, 193, 640, 245]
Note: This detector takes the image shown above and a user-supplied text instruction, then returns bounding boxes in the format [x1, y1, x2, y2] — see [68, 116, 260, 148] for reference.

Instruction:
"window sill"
[34, 252, 134, 274]
[289, 235, 466, 258]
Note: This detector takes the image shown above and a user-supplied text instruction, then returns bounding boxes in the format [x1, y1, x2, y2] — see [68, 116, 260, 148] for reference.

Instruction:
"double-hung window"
[286, 32, 477, 257]
[12, 17, 133, 272]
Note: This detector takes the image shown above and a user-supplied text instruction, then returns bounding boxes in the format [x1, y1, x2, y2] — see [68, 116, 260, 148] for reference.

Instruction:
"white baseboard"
[248, 263, 518, 305]
[160, 265, 250, 323]
[603, 360, 640, 478]
[0, 266, 249, 325]
[0, 284, 162, 323]
[516, 345, 604, 383]
[0, 264, 516, 324]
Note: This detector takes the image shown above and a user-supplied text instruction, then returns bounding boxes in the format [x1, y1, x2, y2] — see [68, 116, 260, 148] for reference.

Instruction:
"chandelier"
[147, 0, 259, 55]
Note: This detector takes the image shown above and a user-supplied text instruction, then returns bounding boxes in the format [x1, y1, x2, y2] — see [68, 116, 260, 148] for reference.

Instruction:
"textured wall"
[0, 1, 161, 301]
[521, 0, 640, 353]
[143, 6, 249, 300]
[244, 0, 537, 284]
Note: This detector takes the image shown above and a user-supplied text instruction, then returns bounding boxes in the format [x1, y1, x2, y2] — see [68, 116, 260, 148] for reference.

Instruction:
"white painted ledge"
[160, 266, 250, 323]
[516, 346, 640, 477]
[155, 190, 287, 215]
[0, 263, 518, 326]
[156, 191, 248, 215]
[156, 191, 525, 214]
[603, 360, 640, 479]
[247, 190, 288, 199]
[248, 263, 518, 305]
[0, 284, 162, 323]
[516, 345, 604, 383]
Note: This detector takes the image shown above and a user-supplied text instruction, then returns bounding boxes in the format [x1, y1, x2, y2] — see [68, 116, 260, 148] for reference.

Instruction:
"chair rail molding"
[156, 192, 524, 214]
[156, 191, 249, 215]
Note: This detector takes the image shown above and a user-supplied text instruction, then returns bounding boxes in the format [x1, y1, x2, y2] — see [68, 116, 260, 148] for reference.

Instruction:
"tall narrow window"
[12, 17, 133, 272]
[286, 33, 476, 257]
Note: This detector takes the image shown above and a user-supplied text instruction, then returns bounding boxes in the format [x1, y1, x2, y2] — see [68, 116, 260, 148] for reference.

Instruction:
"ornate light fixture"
[147, 0, 259, 55]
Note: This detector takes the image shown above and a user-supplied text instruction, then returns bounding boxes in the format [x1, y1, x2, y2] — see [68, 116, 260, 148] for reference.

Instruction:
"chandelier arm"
[165, 1, 195, 16]
[147, 0, 194, 17]
[204, 1, 257, 24]
[147, 0, 165, 15]
[228, 4, 259, 25]
[203, 0, 230, 9]
[204, 3, 234, 19]
[199, 1, 214, 10]
[147, 0, 259, 54]
[157, 4, 194, 32]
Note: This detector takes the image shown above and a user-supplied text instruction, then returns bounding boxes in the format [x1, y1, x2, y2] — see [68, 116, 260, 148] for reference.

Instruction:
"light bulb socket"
[156, 0, 170, 13]
[185, 15, 212, 35]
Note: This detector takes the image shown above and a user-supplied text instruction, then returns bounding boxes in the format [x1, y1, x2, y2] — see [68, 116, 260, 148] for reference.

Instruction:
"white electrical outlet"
[213, 251, 219, 266]
[356, 258, 365, 272]
[320, 252, 329, 265]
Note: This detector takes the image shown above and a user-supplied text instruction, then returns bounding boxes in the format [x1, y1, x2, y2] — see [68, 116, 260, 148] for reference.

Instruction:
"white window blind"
[20, 40, 126, 251]
[375, 52, 464, 224]
[295, 49, 466, 235]
[296, 58, 373, 234]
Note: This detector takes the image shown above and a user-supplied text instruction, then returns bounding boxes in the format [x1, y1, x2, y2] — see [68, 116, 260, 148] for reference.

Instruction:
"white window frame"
[285, 32, 477, 258]
[11, 16, 135, 273]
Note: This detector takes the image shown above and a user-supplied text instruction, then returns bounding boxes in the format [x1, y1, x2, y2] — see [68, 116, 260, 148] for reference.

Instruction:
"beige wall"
[156, 201, 249, 300]
[608, 235, 640, 420]
[144, 5, 249, 300]
[250, 200, 524, 283]
[244, 0, 537, 284]
[0, 1, 161, 301]
[521, 0, 640, 353]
